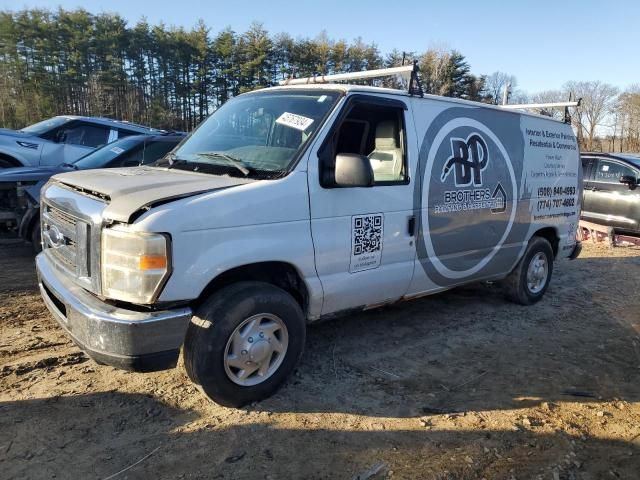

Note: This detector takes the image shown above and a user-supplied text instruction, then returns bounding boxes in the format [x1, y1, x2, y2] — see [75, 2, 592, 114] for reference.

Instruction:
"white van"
[36, 67, 582, 406]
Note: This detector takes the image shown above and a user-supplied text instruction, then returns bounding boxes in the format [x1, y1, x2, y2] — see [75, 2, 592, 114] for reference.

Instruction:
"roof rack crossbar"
[279, 65, 414, 86]
[499, 101, 581, 110]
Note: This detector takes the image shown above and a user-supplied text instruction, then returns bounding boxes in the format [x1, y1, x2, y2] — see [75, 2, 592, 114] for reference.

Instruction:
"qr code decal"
[350, 214, 384, 273]
[353, 214, 383, 255]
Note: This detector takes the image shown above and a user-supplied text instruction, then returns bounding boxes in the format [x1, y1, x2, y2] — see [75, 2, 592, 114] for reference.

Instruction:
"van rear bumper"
[36, 253, 192, 372]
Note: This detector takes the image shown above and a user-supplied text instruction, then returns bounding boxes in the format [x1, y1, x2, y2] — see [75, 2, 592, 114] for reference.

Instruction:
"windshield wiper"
[158, 152, 188, 169]
[167, 159, 190, 169]
[193, 151, 252, 177]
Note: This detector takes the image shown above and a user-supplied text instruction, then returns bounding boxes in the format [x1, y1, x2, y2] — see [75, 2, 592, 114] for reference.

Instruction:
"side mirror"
[334, 154, 374, 188]
[619, 175, 638, 190]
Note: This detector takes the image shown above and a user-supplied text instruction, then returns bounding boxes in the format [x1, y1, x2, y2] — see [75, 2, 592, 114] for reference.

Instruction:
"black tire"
[184, 281, 306, 407]
[30, 222, 42, 253]
[503, 236, 554, 305]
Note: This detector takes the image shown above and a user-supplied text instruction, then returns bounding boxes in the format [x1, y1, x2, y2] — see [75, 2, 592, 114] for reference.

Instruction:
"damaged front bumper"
[36, 252, 192, 371]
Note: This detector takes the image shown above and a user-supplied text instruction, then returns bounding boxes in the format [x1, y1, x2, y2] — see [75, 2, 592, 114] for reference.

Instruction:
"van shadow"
[255, 251, 640, 418]
[1, 391, 639, 479]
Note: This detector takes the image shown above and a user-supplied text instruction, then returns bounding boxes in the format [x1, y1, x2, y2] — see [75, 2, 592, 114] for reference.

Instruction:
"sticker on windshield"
[110, 147, 125, 154]
[276, 112, 314, 131]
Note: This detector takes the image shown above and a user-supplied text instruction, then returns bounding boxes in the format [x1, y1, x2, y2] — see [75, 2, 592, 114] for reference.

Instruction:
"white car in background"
[0, 116, 161, 168]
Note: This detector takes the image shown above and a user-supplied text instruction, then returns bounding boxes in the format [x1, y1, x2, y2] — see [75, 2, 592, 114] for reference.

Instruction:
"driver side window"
[333, 102, 407, 184]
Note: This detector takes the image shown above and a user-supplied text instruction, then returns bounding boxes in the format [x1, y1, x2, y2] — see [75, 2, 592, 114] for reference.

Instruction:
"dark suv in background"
[0, 132, 185, 250]
[581, 153, 640, 234]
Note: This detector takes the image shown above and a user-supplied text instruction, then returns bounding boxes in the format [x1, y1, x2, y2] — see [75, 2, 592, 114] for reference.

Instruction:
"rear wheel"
[504, 236, 554, 305]
[184, 281, 306, 407]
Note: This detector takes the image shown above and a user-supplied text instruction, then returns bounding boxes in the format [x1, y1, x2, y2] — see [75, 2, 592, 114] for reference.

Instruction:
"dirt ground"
[1, 239, 639, 480]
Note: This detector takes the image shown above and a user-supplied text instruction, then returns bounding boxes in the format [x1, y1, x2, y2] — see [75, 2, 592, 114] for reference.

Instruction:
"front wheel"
[503, 236, 554, 305]
[184, 281, 306, 407]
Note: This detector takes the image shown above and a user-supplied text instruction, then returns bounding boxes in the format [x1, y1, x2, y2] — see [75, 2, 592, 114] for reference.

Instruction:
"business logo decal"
[433, 132, 507, 215]
[441, 134, 488, 187]
[46, 224, 66, 248]
[420, 117, 518, 280]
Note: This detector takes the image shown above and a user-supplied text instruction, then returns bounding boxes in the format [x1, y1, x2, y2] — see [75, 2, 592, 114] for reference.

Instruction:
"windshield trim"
[277, 89, 345, 175]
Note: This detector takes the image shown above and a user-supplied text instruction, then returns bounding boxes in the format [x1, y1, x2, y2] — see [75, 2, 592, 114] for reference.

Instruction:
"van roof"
[258, 83, 567, 123]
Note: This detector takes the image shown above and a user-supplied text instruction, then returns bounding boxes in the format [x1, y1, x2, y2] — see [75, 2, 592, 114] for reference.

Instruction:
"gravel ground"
[1, 239, 639, 480]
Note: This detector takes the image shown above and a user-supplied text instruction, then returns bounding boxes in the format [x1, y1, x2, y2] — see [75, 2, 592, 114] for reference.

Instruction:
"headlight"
[101, 226, 170, 304]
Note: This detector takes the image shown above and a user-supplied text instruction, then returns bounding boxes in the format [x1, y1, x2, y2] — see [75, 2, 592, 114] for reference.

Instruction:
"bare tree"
[564, 81, 619, 150]
[484, 71, 517, 104]
[420, 48, 452, 96]
[616, 85, 640, 152]
[529, 89, 565, 120]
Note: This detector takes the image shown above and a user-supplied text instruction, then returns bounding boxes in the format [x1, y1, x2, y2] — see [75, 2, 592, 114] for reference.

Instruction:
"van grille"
[42, 204, 88, 277]
[40, 183, 106, 296]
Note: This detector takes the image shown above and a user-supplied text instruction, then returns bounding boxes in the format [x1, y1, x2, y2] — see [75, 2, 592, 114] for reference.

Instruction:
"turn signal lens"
[139, 255, 168, 270]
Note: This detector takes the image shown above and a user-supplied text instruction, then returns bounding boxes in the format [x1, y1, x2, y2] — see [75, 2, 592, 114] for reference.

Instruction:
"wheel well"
[0, 153, 22, 167]
[196, 262, 309, 312]
[533, 227, 559, 258]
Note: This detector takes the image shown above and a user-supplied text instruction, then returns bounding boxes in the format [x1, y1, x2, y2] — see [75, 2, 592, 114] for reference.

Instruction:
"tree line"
[0, 8, 638, 152]
[0, 8, 490, 131]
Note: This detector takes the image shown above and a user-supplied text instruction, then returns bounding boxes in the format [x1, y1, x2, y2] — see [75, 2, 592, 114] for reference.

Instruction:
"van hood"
[50, 166, 256, 223]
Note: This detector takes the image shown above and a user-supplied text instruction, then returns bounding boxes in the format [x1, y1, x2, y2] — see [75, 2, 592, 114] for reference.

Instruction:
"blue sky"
[4, 0, 639, 94]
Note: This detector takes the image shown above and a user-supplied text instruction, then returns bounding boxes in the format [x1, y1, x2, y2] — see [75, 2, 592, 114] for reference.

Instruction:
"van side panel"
[407, 99, 580, 296]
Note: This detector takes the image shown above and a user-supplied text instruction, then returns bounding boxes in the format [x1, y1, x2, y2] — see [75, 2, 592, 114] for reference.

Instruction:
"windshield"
[20, 116, 73, 135]
[170, 90, 341, 176]
[73, 137, 143, 169]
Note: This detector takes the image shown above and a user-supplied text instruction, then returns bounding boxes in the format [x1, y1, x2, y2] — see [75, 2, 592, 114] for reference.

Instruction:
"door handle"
[408, 216, 416, 237]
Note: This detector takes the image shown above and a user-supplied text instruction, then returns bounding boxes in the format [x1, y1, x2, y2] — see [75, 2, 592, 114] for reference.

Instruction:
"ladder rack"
[499, 101, 581, 110]
[279, 65, 413, 86]
[279, 62, 424, 96]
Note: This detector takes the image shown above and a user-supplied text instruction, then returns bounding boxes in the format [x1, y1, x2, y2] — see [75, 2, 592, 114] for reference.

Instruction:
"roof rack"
[499, 95, 582, 124]
[279, 62, 425, 97]
[499, 100, 581, 110]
